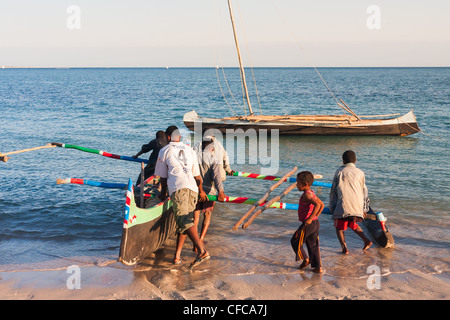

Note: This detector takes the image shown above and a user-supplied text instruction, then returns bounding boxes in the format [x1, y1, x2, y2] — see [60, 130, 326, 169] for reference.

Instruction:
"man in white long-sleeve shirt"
[193, 135, 227, 241]
[329, 150, 372, 254]
[155, 126, 210, 267]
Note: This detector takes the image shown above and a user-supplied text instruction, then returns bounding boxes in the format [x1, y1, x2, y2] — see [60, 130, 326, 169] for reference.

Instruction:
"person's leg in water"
[335, 219, 349, 254]
[351, 224, 372, 251]
[199, 208, 212, 243]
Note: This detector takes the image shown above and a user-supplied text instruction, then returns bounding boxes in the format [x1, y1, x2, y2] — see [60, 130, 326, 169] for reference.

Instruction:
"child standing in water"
[291, 171, 324, 273]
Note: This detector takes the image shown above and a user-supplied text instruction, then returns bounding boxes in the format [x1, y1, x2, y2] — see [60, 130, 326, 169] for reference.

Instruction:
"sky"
[1, 0, 449, 67]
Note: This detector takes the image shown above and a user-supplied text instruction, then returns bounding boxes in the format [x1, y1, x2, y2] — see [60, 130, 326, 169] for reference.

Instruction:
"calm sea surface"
[0, 68, 449, 281]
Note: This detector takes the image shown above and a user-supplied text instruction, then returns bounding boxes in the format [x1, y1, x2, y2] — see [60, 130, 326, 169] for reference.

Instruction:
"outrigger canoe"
[118, 175, 311, 265]
[118, 176, 394, 266]
[119, 177, 176, 266]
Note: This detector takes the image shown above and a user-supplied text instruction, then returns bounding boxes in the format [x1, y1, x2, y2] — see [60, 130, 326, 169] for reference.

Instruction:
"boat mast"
[227, 0, 254, 116]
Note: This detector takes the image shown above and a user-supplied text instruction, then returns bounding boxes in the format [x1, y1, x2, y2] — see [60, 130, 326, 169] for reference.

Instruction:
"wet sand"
[1, 235, 448, 300]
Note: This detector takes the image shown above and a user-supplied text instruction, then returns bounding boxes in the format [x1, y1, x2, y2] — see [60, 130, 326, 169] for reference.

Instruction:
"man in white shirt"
[155, 126, 209, 267]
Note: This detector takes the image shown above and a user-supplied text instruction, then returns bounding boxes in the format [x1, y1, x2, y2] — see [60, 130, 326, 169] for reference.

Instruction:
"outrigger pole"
[0, 144, 56, 162]
[56, 176, 302, 210]
[51, 142, 148, 164]
[233, 171, 332, 188]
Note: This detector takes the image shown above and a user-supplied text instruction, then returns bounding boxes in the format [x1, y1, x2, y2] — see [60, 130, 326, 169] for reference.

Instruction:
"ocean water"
[0, 68, 449, 285]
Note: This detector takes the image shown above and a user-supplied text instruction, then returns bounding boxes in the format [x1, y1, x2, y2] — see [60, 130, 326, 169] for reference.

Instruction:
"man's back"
[155, 141, 200, 195]
[329, 163, 369, 219]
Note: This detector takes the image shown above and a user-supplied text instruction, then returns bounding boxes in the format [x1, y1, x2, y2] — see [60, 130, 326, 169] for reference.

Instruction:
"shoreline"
[1, 258, 448, 300]
[1, 224, 449, 301]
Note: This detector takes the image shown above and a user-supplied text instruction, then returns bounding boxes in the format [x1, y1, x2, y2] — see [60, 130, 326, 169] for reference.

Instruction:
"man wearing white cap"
[196, 130, 235, 180]
[174, 135, 228, 258]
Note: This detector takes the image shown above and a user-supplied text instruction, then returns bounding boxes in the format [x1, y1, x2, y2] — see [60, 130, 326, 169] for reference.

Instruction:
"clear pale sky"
[1, 0, 449, 67]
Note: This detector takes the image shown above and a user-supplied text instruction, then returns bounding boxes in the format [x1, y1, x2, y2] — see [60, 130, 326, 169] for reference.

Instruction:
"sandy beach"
[1, 235, 448, 301]
[1, 267, 449, 301]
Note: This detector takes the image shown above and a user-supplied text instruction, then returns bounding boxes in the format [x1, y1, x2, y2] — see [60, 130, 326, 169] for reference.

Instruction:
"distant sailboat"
[184, 0, 420, 136]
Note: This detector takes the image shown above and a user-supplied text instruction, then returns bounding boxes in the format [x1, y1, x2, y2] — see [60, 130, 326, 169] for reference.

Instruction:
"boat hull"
[362, 208, 394, 248]
[183, 110, 420, 136]
[119, 178, 176, 266]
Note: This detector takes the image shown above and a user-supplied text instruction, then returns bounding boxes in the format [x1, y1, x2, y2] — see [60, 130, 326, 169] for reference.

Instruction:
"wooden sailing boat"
[184, 0, 420, 136]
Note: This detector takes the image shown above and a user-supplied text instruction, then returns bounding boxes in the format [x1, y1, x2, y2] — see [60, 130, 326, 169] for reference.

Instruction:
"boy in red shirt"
[290, 171, 324, 273]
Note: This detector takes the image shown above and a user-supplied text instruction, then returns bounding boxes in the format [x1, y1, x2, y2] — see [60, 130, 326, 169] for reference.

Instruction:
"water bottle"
[376, 212, 387, 222]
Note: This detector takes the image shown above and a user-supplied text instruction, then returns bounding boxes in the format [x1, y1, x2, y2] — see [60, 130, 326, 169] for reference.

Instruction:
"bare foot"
[363, 241, 373, 251]
[299, 259, 310, 270]
[341, 246, 349, 255]
[312, 267, 324, 273]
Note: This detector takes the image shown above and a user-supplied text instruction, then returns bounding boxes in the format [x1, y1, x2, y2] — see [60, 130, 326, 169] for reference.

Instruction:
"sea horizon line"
[1, 66, 449, 70]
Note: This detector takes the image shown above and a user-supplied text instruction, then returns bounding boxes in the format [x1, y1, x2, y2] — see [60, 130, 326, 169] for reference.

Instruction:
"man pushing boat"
[155, 126, 210, 268]
[196, 137, 228, 238]
[329, 150, 373, 253]
[132, 130, 169, 185]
